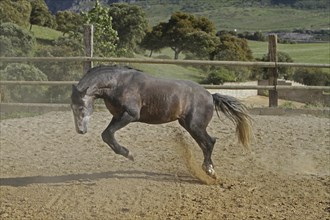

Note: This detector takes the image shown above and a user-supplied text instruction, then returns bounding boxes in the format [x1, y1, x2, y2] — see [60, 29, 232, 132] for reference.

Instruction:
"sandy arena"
[0, 104, 329, 219]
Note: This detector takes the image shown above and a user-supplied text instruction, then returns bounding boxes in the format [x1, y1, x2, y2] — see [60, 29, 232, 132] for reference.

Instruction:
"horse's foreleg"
[102, 111, 137, 161]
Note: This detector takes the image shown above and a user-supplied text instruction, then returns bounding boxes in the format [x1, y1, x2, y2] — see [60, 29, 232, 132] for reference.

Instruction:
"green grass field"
[30, 25, 63, 40]
[29, 25, 329, 65]
[133, 41, 330, 82]
[248, 40, 330, 64]
[132, 52, 205, 81]
[29, 20, 328, 82]
[154, 41, 330, 65]
[144, 3, 330, 32]
[132, 62, 205, 81]
[201, 7, 329, 32]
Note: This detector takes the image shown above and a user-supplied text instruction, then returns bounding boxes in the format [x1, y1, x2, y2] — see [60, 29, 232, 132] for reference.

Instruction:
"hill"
[45, 0, 330, 32]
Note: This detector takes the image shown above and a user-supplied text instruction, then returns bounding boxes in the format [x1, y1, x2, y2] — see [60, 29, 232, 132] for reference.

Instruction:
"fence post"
[268, 34, 278, 107]
[83, 24, 93, 74]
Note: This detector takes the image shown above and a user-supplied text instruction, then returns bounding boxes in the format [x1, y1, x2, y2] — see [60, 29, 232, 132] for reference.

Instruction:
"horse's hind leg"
[179, 116, 217, 178]
[102, 112, 136, 161]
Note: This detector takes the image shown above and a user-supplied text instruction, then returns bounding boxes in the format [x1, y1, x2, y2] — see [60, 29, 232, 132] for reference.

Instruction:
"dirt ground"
[0, 99, 329, 219]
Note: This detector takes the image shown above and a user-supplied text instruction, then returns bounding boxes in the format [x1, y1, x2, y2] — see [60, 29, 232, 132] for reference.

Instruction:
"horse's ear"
[72, 85, 87, 98]
[72, 84, 78, 96]
[72, 84, 78, 92]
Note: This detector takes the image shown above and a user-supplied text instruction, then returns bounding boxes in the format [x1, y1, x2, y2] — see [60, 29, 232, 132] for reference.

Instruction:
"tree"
[237, 31, 266, 41]
[29, 0, 56, 30]
[109, 3, 148, 56]
[140, 24, 167, 57]
[82, 0, 118, 57]
[154, 12, 217, 59]
[209, 33, 254, 82]
[0, 22, 36, 57]
[184, 31, 219, 59]
[210, 34, 253, 61]
[56, 11, 83, 36]
[0, 0, 32, 27]
[271, 0, 297, 6]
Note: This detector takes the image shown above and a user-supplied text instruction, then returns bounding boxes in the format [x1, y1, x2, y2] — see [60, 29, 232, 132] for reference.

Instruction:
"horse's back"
[136, 74, 213, 124]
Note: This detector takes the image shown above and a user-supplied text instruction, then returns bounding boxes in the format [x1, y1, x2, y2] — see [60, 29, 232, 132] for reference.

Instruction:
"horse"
[71, 65, 252, 179]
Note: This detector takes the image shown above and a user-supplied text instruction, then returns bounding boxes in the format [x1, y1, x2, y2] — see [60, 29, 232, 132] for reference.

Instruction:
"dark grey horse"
[71, 65, 252, 178]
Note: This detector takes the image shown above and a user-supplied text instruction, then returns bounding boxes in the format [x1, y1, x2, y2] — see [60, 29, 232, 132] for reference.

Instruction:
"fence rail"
[1, 56, 330, 68]
[1, 31, 329, 108]
[0, 80, 329, 91]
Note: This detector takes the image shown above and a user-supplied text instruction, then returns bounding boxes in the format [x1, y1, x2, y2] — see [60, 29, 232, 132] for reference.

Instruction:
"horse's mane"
[86, 65, 137, 75]
[77, 65, 139, 91]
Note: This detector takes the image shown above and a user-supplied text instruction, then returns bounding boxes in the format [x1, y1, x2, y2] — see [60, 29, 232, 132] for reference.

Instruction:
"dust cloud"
[172, 130, 219, 185]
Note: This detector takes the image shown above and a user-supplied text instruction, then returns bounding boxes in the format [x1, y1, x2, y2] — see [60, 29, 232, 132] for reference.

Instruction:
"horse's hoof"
[202, 164, 217, 179]
[126, 152, 134, 161]
[207, 170, 217, 179]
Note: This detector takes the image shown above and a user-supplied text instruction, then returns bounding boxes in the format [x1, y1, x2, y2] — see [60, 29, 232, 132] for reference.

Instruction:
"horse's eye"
[79, 106, 84, 111]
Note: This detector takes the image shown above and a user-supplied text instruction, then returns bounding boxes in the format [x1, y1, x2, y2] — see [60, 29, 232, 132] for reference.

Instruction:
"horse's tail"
[212, 93, 252, 148]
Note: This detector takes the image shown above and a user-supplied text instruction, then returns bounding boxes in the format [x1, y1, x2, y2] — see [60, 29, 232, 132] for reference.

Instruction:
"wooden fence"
[0, 27, 329, 110]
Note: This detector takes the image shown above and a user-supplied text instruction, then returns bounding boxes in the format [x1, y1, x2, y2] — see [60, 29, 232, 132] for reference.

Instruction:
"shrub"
[34, 37, 83, 103]
[0, 0, 32, 27]
[0, 63, 48, 102]
[293, 68, 330, 86]
[252, 51, 294, 80]
[200, 68, 236, 85]
[0, 22, 36, 56]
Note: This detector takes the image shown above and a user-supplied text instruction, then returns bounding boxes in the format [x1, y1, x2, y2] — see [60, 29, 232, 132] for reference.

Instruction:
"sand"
[0, 109, 329, 219]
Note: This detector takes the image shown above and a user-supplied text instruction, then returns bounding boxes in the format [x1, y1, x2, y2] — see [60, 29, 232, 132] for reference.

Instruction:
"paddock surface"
[0, 110, 329, 219]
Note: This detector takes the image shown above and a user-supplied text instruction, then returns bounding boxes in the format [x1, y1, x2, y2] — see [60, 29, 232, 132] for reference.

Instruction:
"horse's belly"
[139, 97, 183, 124]
[139, 106, 180, 124]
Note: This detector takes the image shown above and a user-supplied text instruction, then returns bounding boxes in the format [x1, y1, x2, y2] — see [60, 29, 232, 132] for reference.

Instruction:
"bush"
[155, 55, 172, 60]
[34, 37, 84, 103]
[252, 51, 294, 80]
[0, 22, 36, 56]
[238, 31, 266, 41]
[0, 63, 48, 102]
[293, 68, 330, 86]
[200, 68, 236, 85]
[0, 0, 32, 27]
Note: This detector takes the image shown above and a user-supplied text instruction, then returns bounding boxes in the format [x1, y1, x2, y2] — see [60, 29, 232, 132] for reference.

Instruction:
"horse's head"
[71, 85, 94, 134]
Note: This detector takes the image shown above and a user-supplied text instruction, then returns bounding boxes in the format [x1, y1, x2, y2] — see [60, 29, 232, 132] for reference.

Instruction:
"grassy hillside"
[29, 18, 329, 66]
[28, 13, 328, 83]
[132, 62, 205, 82]
[30, 25, 63, 41]
[29, 25, 328, 82]
[141, 2, 329, 32]
[52, 0, 329, 32]
[248, 41, 330, 64]
[199, 7, 329, 32]
[132, 49, 204, 81]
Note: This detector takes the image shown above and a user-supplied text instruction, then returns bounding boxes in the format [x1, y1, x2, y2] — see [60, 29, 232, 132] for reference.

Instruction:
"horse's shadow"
[0, 170, 201, 187]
